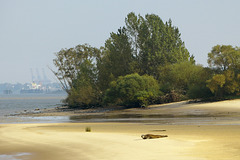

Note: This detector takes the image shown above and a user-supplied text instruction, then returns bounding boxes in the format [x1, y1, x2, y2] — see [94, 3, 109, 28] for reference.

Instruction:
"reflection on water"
[0, 152, 32, 160]
[0, 116, 71, 124]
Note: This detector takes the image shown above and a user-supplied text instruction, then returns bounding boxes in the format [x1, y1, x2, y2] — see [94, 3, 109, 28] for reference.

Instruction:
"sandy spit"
[1, 99, 240, 159]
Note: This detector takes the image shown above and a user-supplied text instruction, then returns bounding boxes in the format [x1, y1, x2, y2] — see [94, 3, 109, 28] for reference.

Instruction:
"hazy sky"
[1, 0, 240, 83]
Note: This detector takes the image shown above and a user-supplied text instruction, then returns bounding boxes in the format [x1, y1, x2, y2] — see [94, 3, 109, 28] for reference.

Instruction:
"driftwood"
[141, 134, 168, 139]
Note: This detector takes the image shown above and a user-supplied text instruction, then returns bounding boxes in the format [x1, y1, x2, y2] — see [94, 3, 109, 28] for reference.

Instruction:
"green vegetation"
[207, 45, 240, 98]
[104, 73, 160, 107]
[53, 13, 240, 108]
[52, 44, 102, 107]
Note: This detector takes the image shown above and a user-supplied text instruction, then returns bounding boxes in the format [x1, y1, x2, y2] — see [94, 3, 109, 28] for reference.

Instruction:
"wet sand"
[1, 99, 240, 159]
[11, 99, 240, 125]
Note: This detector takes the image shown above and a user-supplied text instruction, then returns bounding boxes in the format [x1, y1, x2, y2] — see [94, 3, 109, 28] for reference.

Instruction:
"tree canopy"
[125, 12, 193, 78]
[208, 45, 240, 72]
[52, 44, 102, 107]
[207, 45, 240, 97]
[53, 13, 240, 108]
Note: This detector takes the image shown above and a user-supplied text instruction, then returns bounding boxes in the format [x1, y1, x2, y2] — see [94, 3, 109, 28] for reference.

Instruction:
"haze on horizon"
[0, 0, 240, 84]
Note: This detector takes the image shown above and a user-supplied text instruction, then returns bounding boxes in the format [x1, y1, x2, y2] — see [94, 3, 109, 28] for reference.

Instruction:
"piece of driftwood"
[141, 134, 168, 139]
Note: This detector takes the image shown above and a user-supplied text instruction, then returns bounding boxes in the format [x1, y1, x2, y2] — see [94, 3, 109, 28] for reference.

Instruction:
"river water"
[0, 94, 67, 123]
[1, 94, 240, 125]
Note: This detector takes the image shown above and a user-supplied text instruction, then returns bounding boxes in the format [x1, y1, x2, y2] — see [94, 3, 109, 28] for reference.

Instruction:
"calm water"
[0, 94, 67, 123]
[1, 94, 240, 125]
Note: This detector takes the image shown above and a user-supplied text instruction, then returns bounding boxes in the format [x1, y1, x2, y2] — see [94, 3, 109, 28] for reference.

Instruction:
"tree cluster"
[207, 45, 240, 98]
[53, 12, 240, 108]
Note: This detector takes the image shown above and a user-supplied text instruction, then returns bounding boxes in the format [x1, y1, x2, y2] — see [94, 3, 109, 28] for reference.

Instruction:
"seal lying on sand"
[141, 134, 168, 139]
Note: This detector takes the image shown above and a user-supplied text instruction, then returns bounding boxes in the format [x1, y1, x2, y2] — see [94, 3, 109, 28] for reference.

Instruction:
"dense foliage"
[52, 44, 102, 107]
[206, 45, 240, 98]
[104, 73, 160, 107]
[53, 13, 240, 108]
[124, 13, 194, 78]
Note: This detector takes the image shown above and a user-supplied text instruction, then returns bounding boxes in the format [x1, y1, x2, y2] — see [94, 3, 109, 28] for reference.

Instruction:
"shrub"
[65, 78, 99, 108]
[104, 73, 161, 107]
[187, 85, 213, 99]
[155, 90, 186, 103]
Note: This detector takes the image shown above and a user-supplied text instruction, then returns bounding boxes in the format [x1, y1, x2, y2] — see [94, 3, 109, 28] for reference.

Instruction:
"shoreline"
[5, 99, 240, 125]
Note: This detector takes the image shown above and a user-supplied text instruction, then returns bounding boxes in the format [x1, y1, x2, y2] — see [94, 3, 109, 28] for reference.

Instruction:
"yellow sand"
[1, 99, 240, 160]
[0, 123, 240, 160]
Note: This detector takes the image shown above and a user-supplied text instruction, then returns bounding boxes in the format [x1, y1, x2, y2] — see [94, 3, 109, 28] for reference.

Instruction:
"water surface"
[0, 94, 66, 123]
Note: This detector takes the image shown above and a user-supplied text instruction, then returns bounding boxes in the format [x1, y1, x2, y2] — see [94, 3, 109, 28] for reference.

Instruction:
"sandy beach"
[1, 123, 240, 160]
[1, 99, 240, 160]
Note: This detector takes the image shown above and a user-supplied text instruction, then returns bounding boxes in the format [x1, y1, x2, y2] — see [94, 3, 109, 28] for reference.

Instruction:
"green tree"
[104, 73, 161, 107]
[187, 67, 213, 99]
[224, 70, 240, 94]
[105, 27, 134, 77]
[125, 12, 193, 78]
[158, 61, 213, 99]
[206, 70, 240, 97]
[97, 27, 135, 92]
[208, 45, 240, 72]
[206, 74, 226, 97]
[207, 45, 240, 97]
[52, 44, 101, 107]
[98, 12, 193, 95]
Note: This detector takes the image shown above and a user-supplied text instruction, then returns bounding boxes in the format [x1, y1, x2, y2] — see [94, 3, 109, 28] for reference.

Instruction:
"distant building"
[20, 82, 44, 94]
[3, 90, 13, 94]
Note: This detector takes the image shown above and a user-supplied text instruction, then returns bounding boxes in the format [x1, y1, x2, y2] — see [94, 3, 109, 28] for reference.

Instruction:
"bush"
[104, 73, 161, 107]
[65, 78, 100, 108]
[187, 85, 213, 99]
[155, 90, 186, 103]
